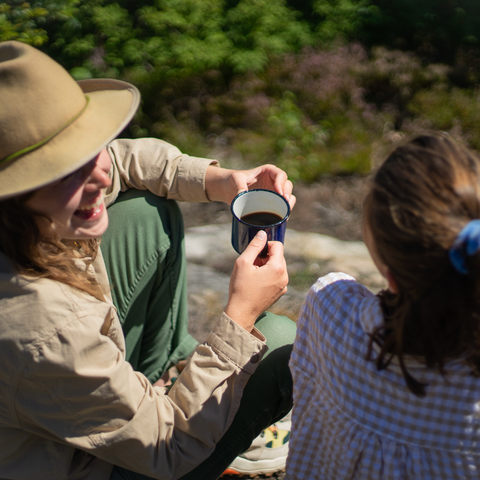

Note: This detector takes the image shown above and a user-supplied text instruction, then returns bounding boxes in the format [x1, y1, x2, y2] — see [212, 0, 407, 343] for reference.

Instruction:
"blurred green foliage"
[312, 0, 370, 43]
[42, 0, 312, 78]
[359, 0, 480, 65]
[3, 0, 480, 181]
[289, 0, 480, 69]
[0, 0, 77, 46]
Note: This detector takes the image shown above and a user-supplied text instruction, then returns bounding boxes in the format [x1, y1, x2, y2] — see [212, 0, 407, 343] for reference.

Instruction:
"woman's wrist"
[205, 165, 232, 203]
[224, 303, 256, 333]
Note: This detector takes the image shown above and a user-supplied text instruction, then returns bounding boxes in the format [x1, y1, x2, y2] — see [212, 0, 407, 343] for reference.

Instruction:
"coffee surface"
[241, 211, 283, 226]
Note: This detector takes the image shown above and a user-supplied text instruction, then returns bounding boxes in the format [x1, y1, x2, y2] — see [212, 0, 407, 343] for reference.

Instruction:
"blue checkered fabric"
[287, 273, 480, 480]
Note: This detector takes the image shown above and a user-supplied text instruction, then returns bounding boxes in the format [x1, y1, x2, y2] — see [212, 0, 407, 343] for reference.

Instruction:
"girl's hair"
[0, 193, 106, 302]
[366, 134, 480, 396]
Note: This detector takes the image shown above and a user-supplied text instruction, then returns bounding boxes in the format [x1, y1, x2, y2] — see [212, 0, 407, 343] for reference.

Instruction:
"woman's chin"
[70, 207, 109, 239]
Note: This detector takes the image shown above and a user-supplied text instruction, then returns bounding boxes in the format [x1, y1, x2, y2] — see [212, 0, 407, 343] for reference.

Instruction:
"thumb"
[241, 230, 267, 262]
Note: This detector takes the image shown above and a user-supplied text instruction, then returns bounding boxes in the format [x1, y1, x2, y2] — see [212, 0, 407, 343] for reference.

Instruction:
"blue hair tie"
[449, 219, 480, 274]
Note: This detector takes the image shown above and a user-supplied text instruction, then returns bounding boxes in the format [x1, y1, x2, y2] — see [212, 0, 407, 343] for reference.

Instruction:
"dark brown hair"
[0, 193, 106, 301]
[366, 134, 480, 396]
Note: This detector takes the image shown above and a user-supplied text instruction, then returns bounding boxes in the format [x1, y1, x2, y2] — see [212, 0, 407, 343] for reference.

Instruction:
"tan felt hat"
[0, 41, 140, 200]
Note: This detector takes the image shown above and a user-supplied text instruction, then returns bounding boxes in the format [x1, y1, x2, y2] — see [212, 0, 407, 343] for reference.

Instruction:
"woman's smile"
[25, 149, 112, 240]
[74, 193, 105, 220]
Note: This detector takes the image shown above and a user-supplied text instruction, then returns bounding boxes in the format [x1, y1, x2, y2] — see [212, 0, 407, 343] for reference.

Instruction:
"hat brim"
[0, 78, 140, 200]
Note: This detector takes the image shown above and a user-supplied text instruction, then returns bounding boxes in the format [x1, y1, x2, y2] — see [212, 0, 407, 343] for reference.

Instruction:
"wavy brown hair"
[366, 134, 480, 396]
[0, 193, 106, 302]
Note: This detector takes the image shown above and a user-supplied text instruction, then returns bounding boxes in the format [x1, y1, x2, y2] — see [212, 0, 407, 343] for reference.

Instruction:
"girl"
[288, 135, 480, 479]
[0, 41, 296, 480]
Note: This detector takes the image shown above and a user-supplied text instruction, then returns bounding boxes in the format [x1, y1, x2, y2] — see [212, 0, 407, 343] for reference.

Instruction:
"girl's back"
[288, 135, 480, 479]
[289, 273, 480, 479]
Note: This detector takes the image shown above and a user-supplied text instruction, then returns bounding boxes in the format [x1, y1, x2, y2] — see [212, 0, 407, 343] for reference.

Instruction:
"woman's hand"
[225, 231, 288, 333]
[205, 164, 296, 210]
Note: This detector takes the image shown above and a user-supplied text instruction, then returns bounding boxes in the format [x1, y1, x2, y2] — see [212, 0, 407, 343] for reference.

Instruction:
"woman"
[0, 41, 296, 479]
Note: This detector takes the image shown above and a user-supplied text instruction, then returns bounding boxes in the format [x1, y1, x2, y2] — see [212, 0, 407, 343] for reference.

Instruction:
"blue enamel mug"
[231, 189, 290, 257]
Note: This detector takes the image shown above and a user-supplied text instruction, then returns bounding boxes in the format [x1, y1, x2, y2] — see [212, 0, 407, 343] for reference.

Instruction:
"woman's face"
[25, 149, 112, 240]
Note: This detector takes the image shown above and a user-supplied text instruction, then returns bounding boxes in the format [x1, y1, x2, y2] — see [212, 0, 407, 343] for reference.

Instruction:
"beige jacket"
[0, 138, 267, 480]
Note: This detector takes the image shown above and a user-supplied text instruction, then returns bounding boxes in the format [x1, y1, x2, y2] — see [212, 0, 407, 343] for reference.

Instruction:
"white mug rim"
[230, 188, 290, 227]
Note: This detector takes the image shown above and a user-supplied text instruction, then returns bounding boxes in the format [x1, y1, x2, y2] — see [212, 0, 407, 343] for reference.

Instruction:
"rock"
[185, 224, 386, 342]
[284, 229, 385, 288]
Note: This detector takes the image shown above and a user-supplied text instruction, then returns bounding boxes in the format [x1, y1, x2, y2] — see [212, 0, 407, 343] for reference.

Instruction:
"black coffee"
[241, 211, 283, 226]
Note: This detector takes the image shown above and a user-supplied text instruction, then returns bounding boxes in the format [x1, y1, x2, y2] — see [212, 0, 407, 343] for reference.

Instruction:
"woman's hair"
[0, 193, 106, 301]
[366, 134, 480, 396]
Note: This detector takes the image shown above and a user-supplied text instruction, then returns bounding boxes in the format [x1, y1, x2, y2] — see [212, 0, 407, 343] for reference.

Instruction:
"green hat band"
[0, 95, 90, 166]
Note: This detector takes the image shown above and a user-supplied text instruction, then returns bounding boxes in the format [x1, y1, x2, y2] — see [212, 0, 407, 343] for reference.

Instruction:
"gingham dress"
[287, 272, 480, 480]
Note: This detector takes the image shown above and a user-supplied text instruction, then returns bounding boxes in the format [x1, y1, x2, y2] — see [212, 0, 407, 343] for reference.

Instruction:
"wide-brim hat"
[0, 41, 140, 200]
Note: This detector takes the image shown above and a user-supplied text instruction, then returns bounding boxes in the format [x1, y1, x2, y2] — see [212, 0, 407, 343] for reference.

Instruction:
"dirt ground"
[180, 175, 367, 242]
[179, 175, 367, 479]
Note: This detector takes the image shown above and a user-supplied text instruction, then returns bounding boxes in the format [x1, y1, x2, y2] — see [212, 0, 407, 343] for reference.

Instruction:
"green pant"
[103, 189, 295, 480]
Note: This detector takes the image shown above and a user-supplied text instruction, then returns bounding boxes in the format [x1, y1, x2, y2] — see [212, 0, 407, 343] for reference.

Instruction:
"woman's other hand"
[225, 231, 288, 333]
[205, 165, 296, 211]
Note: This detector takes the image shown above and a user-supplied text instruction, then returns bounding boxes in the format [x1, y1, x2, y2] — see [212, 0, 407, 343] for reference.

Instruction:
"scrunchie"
[449, 219, 480, 274]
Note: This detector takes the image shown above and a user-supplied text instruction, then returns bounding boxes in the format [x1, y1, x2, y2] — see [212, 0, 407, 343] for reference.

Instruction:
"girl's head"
[365, 134, 480, 395]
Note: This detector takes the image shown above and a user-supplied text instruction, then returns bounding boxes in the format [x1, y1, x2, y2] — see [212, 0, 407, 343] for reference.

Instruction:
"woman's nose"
[85, 150, 112, 191]
[91, 165, 112, 188]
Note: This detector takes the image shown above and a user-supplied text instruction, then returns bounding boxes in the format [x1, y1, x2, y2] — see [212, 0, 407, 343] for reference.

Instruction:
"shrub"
[5, 1, 480, 182]
[0, 0, 77, 46]
[408, 86, 480, 151]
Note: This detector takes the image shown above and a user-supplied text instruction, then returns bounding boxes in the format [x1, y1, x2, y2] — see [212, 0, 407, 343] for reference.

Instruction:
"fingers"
[288, 193, 297, 211]
[266, 238, 285, 259]
[231, 165, 295, 209]
[272, 168, 289, 198]
[257, 165, 293, 204]
[258, 241, 288, 285]
[225, 237, 288, 332]
[252, 239, 284, 266]
[267, 241, 289, 285]
[240, 230, 268, 263]
[282, 179, 293, 203]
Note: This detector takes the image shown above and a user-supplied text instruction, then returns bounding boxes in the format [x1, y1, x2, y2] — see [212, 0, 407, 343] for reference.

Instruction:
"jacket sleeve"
[13, 302, 267, 480]
[104, 138, 220, 206]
